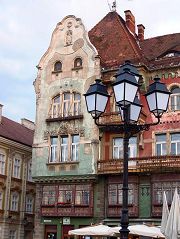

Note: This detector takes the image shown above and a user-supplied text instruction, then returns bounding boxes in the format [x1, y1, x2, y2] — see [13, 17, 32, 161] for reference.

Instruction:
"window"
[9, 230, 16, 239]
[170, 133, 180, 155]
[50, 136, 58, 162]
[52, 95, 60, 118]
[42, 184, 91, 206]
[11, 193, 19, 211]
[128, 137, 137, 157]
[42, 186, 56, 205]
[27, 160, 32, 181]
[26, 196, 33, 213]
[0, 191, 2, 209]
[51, 92, 81, 118]
[108, 183, 134, 205]
[113, 138, 123, 159]
[75, 185, 90, 205]
[13, 157, 21, 178]
[155, 134, 167, 156]
[49, 135, 80, 163]
[113, 137, 137, 159]
[153, 182, 180, 204]
[74, 57, 82, 68]
[58, 185, 73, 204]
[0, 153, 5, 175]
[170, 86, 180, 111]
[54, 61, 62, 72]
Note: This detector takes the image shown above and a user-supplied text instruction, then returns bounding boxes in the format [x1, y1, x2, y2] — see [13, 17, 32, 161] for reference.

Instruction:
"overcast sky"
[0, 0, 180, 123]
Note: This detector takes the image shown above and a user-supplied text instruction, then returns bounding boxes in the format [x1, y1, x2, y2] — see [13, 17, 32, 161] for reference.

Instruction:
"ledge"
[46, 114, 83, 122]
[71, 66, 83, 71]
[47, 161, 79, 165]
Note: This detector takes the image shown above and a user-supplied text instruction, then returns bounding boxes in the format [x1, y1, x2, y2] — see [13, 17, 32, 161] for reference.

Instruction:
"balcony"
[97, 155, 180, 174]
[41, 204, 93, 217]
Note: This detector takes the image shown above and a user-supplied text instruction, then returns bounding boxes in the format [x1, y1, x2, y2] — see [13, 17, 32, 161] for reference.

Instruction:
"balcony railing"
[97, 155, 180, 174]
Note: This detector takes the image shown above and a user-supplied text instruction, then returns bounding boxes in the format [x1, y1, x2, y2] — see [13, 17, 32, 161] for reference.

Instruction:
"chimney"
[124, 10, 135, 34]
[21, 118, 35, 130]
[0, 104, 3, 123]
[137, 24, 145, 41]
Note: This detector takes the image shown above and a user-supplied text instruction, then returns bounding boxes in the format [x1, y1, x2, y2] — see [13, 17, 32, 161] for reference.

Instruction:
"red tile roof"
[88, 11, 144, 68]
[140, 33, 180, 61]
[0, 116, 34, 147]
[88, 11, 180, 70]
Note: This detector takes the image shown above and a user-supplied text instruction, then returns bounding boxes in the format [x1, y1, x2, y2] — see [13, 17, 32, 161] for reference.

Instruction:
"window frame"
[49, 134, 80, 163]
[53, 61, 62, 72]
[11, 192, 19, 211]
[155, 134, 167, 156]
[50, 92, 81, 118]
[26, 195, 34, 213]
[169, 86, 180, 111]
[13, 155, 21, 179]
[9, 230, 16, 239]
[0, 151, 6, 175]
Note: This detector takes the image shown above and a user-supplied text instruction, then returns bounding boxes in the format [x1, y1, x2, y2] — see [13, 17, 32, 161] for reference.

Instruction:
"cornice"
[33, 174, 98, 183]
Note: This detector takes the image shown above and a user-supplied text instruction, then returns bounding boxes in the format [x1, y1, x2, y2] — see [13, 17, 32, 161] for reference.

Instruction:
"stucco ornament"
[65, 30, 73, 46]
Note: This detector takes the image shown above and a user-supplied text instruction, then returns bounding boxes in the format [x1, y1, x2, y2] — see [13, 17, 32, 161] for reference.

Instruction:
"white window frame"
[170, 133, 180, 155]
[60, 136, 68, 162]
[128, 137, 137, 158]
[51, 92, 81, 118]
[50, 136, 58, 163]
[113, 138, 123, 159]
[13, 156, 21, 179]
[155, 134, 167, 156]
[11, 193, 19, 211]
[71, 135, 80, 161]
[170, 86, 180, 111]
[26, 196, 33, 213]
[0, 152, 5, 175]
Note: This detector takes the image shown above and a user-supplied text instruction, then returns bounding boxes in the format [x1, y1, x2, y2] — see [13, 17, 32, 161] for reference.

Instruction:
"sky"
[0, 0, 180, 123]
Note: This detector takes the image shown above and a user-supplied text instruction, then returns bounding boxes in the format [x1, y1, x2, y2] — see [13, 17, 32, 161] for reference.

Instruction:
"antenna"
[107, 0, 116, 12]
[112, 0, 116, 11]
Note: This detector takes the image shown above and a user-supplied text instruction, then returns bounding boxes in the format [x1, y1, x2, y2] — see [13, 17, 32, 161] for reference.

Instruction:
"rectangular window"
[26, 197, 33, 213]
[170, 133, 180, 155]
[108, 184, 134, 205]
[128, 137, 137, 158]
[155, 134, 167, 156]
[113, 138, 123, 159]
[50, 136, 58, 162]
[71, 135, 80, 161]
[11, 193, 18, 211]
[27, 160, 32, 181]
[113, 137, 137, 159]
[58, 185, 73, 204]
[42, 186, 56, 205]
[13, 158, 21, 178]
[61, 136, 68, 162]
[9, 230, 16, 239]
[75, 185, 90, 205]
[153, 182, 180, 204]
[63, 93, 71, 117]
[73, 93, 81, 115]
[0, 153, 5, 175]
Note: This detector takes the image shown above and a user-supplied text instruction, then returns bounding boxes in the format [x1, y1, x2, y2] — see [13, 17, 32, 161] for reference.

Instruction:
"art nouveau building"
[0, 105, 35, 239]
[32, 9, 180, 239]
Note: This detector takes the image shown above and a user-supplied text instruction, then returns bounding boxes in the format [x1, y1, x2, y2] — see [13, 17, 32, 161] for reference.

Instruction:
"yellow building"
[0, 105, 35, 239]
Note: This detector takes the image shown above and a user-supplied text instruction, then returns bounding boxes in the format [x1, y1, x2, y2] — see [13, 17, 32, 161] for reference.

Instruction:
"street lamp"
[84, 61, 171, 239]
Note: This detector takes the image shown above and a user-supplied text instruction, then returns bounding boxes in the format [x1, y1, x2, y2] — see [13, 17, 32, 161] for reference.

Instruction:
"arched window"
[54, 61, 62, 72]
[74, 58, 82, 68]
[170, 86, 180, 111]
[50, 93, 81, 118]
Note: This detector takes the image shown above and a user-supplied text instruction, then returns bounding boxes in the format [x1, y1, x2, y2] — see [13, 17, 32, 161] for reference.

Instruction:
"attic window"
[54, 61, 62, 72]
[74, 58, 82, 68]
[163, 52, 180, 58]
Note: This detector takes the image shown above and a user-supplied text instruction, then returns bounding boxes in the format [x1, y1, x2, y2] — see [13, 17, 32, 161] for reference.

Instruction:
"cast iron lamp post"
[84, 61, 171, 239]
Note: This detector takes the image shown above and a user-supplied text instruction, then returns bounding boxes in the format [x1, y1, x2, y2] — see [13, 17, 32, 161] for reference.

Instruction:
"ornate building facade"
[0, 105, 35, 239]
[32, 10, 180, 239]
